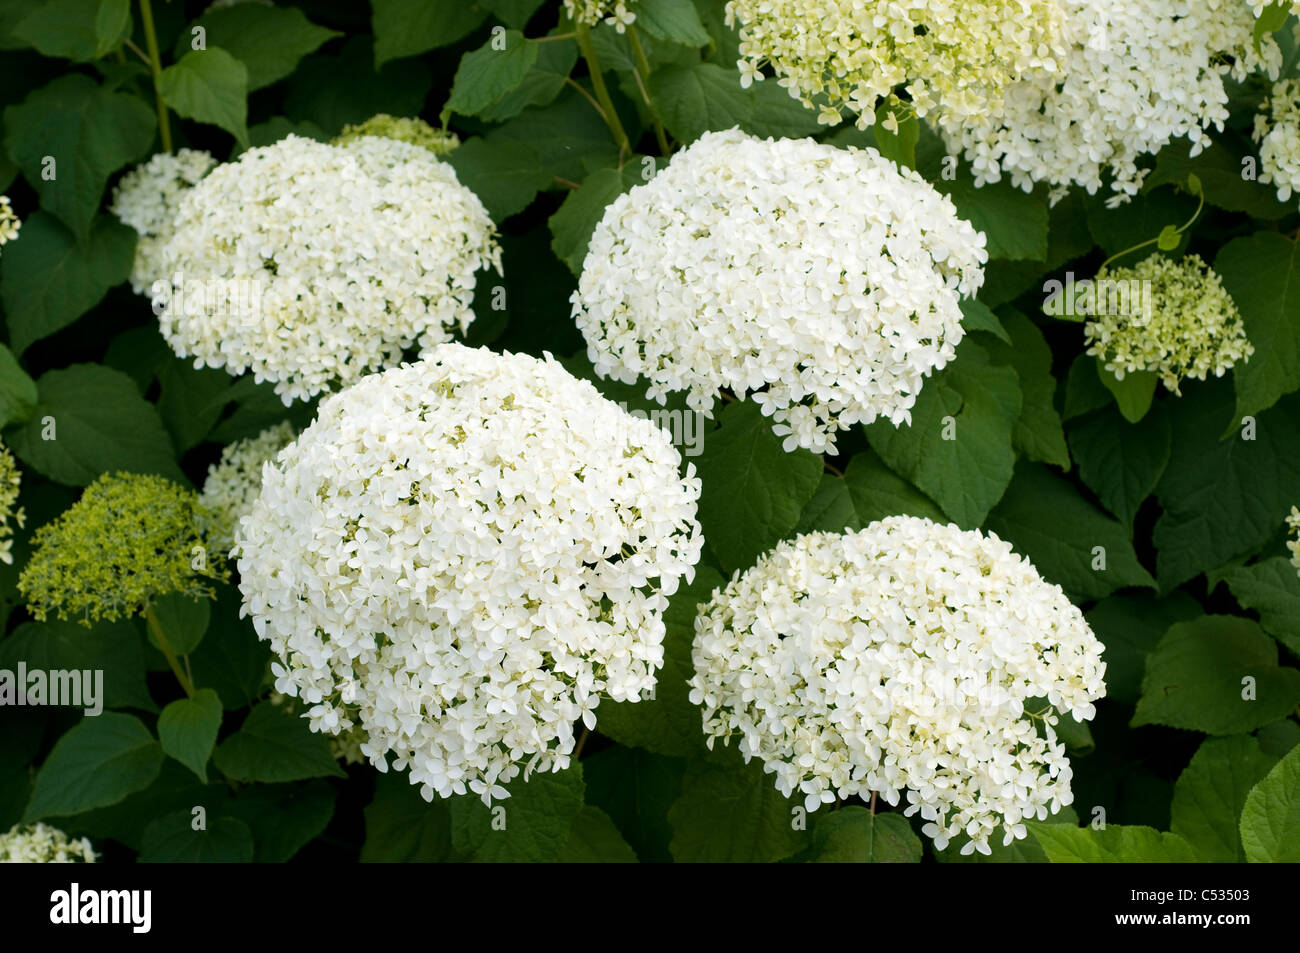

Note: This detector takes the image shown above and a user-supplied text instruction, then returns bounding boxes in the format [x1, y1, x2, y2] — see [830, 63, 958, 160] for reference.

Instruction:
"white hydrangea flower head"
[155, 135, 502, 405]
[1084, 253, 1253, 394]
[725, 0, 1068, 131]
[236, 343, 704, 803]
[688, 517, 1106, 855]
[0, 439, 24, 566]
[943, 0, 1280, 205]
[571, 129, 988, 455]
[198, 421, 297, 556]
[109, 149, 218, 294]
[564, 0, 635, 31]
[1253, 78, 1300, 202]
[0, 195, 21, 252]
[1287, 506, 1300, 576]
[0, 823, 96, 863]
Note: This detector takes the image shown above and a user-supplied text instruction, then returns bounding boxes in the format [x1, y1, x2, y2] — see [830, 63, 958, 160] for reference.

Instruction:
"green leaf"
[977, 309, 1069, 468]
[23, 712, 163, 820]
[138, 810, 253, 862]
[668, 751, 805, 862]
[555, 806, 639, 862]
[549, 163, 643, 276]
[1153, 383, 1300, 589]
[0, 619, 155, 713]
[371, 0, 488, 67]
[794, 450, 945, 535]
[1240, 742, 1300, 862]
[444, 31, 538, 118]
[4, 74, 152, 237]
[583, 746, 684, 862]
[159, 48, 249, 147]
[1155, 224, 1181, 251]
[157, 689, 222, 783]
[1085, 592, 1201, 705]
[0, 344, 37, 428]
[1030, 823, 1199, 862]
[808, 807, 921, 863]
[449, 764, 585, 862]
[1222, 557, 1300, 657]
[938, 169, 1048, 262]
[1171, 735, 1276, 862]
[694, 400, 823, 573]
[146, 592, 211, 656]
[1069, 404, 1171, 526]
[635, 0, 711, 47]
[1133, 616, 1300, 735]
[1146, 138, 1291, 220]
[1254, 1, 1291, 50]
[0, 212, 135, 354]
[985, 462, 1155, 601]
[1096, 362, 1157, 423]
[178, 5, 340, 91]
[361, 771, 454, 862]
[648, 62, 753, 142]
[444, 136, 548, 222]
[865, 341, 1020, 529]
[1085, 188, 1196, 259]
[212, 704, 346, 783]
[158, 362, 237, 453]
[187, 588, 269, 710]
[958, 298, 1010, 343]
[480, 0, 546, 28]
[285, 38, 432, 137]
[225, 780, 336, 863]
[12, 0, 129, 61]
[478, 36, 577, 122]
[596, 566, 720, 757]
[6, 363, 183, 486]
[1215, 232, 1300, 423]
[1062, 352, 1113, 421]
[872, 102, 918, 170]
[68, 759, 228, 851]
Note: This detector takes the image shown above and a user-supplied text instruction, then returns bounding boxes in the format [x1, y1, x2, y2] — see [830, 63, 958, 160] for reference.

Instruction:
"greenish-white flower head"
[689, 516, 1105, 856]
[0, 195, 20, 251]
[1084, 254, 1253, 395]
[1253, 78, 1300, 203]
[198, 421, 297, 557]
[0, 440, 24, 566]
[1287, 506, 1300, 576]
[725, 0, 1067, 130]
[333, 114, 460, 156]
[564, 0, 635, 30]
[18, 471, 229, 626]
[0, 823, 95, 863]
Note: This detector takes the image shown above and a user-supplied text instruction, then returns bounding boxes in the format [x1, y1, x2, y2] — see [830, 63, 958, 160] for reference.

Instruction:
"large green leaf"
[977, 310, 1069, 468]
[178, 5, 340, 91]
[1171, 735, 1276, 862]
[1240, 742, 1300, 862]
[554, 806, 638, 862]
[372, 0, 488, 66]
[0, 344, 37, 428]
[548, 163, 643, 275]
[138, 810, 254, 862]
[285, 38, 432, 137]
[188, 586, 270, 710]
[444, 31, 538, 118]
[635, 0, 711, 46]
[939, 171, 1048, 262]
[226, 781, 336, 863]
[478, 36, 577, 122]
[1029, 823, 1199, 862]
[159, 48, 249, 146]
[794, 449, 945, 536]
[1069, 403, 1172, 527]
[866, 341, 1020, 529]
[668, 751, 805, 862]
[24, 712, 163, 820]
[1084, 592, 1201, 705]
[985, 462, 1155, 601]
[11, 0, 129, 62]
[583, 746, 685, 863]
[444, 136, 549, 222]
[212, 704, 346, 783]
[808, 807, 921, 863]
[361, 772, 454, 862]
[157, 689, 223, 783]
[0, 619, 155, 712]
[694, 400, 823, 573]
[1222, 557, 1300, 657]
[449, 764, 585, 862]
[1133, 616, 1300, 735]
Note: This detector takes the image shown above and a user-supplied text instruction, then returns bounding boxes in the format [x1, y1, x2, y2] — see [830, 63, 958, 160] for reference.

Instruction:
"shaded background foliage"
[0, 0, 1298, 862]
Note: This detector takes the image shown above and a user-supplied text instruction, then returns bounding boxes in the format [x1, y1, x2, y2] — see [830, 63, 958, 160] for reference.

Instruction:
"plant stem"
[870, 792, 878, 816]
[574, 22, 630, 159]
[626, 26, 670, 155]
[144, 604, 195, 698]
[573, 726, 590, 759]
[138, 0, 172, 153]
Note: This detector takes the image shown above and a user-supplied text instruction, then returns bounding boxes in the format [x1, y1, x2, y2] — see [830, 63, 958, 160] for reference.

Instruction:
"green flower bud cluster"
[18, 472, 229, 626]
[1288, 506, 1300, 577]
[0, 440, 24, 566]
[333, 114, 460, 156]
[0, 195, 19, 252]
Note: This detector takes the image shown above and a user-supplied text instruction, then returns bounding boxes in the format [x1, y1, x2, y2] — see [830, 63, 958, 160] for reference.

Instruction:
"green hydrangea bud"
[0, 440, 24, 566]
[333, 114, 460, 156]
[18, 472, 228, 626]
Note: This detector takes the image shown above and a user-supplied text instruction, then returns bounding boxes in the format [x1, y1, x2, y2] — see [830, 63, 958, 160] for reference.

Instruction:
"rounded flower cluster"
[334, 114, 460, 156]
[155, 134, 502, 404]
[1253, 78, 1300, 202]
[0, 823, 96, 863]
[0, 194, 20, 252]
[725, 0, 1066, 130]
[109, 148, 217, 293]
[236, 344, 704, 803]
[564, 0, 635, 30]
[18, 472, 228, 625]
[1084, 253, 1253, 394]
[0, 440, 23, 566]
[943, 0, 1278, 205]
[1287, 506, 1300, 577]
[198, 421, 297, 556]
[572, 130, 987, 454]
[689, 517, 1106, 854]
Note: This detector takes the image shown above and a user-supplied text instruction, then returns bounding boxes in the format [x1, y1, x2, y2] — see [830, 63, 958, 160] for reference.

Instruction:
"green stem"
[138, 0, 172, 153]
[574, 22, 630, 159]
[626, 26, 670, 155]
[144, 604, 195, 698]
[1099, 181, 1205, 273]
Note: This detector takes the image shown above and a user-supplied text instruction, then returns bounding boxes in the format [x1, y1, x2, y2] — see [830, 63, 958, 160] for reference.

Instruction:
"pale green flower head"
[0, 823, 95, 863]
[0, 195, 20, 251]
[1084, 253, 1253, 395]
[0, 440, 24, 566]
[18, 471, 229, 626]
[1287, 506, 1300, 577]
[333, 114, 460, 156]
